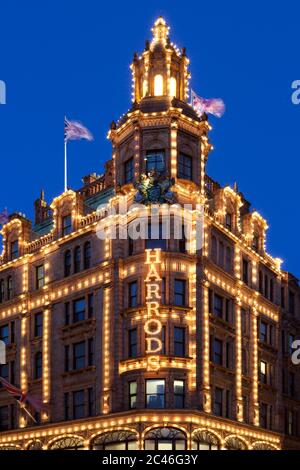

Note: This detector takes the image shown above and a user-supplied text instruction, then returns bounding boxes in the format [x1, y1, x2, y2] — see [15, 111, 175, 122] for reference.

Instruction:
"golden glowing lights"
[144, 249, 162, 371]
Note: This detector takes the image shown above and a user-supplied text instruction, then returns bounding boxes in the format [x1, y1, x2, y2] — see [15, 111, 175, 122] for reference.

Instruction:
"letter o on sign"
[144, 319, 162, 336]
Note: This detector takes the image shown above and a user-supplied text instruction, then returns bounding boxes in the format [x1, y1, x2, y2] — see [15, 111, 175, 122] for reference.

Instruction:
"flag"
[0, 208, 8, 226]
[191, 90, 225, 118]
[0, 376, 47, 413]
[64, 117, 93, 142]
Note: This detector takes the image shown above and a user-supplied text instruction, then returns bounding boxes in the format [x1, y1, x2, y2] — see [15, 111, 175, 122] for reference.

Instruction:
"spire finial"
[151, 17, 170, 47]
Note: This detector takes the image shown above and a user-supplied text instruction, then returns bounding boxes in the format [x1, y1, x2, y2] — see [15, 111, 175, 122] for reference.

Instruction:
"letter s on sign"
[291, 80, 300, 105]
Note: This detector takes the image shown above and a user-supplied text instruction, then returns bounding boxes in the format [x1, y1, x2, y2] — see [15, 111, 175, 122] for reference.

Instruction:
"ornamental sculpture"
[133, 170, 176, 205]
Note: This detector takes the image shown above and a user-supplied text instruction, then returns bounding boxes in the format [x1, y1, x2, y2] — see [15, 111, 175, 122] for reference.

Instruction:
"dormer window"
[178, 154, 192, 180]
[169, 77, 177, 97]
[146, 150, 165, 173]
[62, 214, 72, 236]
[10, 240, 19, 260]
[154, 74, 163, 96]
[225, 213, 232, 231]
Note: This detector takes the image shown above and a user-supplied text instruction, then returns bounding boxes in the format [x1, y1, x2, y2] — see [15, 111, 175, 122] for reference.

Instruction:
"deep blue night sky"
[0, 1, 299, 276]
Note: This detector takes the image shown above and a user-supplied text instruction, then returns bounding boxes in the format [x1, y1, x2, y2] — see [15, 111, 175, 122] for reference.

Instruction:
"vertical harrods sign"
[144, 249, 163, 371]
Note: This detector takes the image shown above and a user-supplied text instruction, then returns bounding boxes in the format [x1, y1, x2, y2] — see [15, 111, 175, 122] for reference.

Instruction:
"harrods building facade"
[0, 18, 299, 450]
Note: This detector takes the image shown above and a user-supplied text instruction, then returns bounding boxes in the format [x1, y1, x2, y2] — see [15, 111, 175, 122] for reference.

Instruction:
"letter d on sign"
[292, 80, 300, 105]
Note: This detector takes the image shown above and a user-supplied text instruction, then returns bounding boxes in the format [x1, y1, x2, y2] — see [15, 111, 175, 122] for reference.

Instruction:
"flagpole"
[17, 400, 37, 424]
[64, 139, 67, 192]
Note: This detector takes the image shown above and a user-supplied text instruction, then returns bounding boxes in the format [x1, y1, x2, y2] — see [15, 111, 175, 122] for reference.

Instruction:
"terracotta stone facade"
[0, 17, 299, 450]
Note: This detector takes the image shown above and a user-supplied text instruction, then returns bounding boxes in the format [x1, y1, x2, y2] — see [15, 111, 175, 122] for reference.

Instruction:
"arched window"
[64, 250, 71, 277]
[27, 440, 43, 450]
[224, 436, 247, 450]
[252, 441, 276, 450]
[34, 352, 42, 379]
[74, 246, 81, 274]
[169, 77, 177, 97]
[154, 74, 163, 96]
[192, 430, 220, 450]
[90, 431, 138, 450]
[144, 427, 187, 451]
[48, 436, 84, 450]
[84, 242, 91, 270]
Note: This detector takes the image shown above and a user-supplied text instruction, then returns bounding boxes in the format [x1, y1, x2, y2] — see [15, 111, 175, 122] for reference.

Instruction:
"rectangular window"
[225, 390, 231, 418]
[174, 380, 185, 408]
[174, 279, 186, 306]
[226, 342, 231, 369]
[260, 403, 268, 429]
[73, 298, 85, 323]
[64, 393, 70, 420]
[225, 213, 232, 230]
[289, 291, 295, 314]
[213, 339, 223, 366]
[242, 259, 249, 284]
[225, 298, 232, 322]
[124, 158, 134, 184]
[174, 327, 185, 356]
[36, 265, 45, 289]
[288, 372, 295, 397]
[241, 308, 248, 334]
[88, 388, 94, 417]
[161, 278, 166, 305]
[34, 312, 43, 337]
[73, 390, 85, 419]
[214, 388, 223, 416]
[0, 280, 4, 303]
[7, 276, 12, 300]
[146, 150, 165, 173]
[0, 324, 9, 345]
[62, 214, 72, 236]
[281, 287, 285, 308]
[225, 246, 232, 272]
[10, 240, 19, 260]
[65, 302, 70, 326]
[146, 221, 167, 250]
[73, 341, 86, 370]
[64, 345, 69, 372]
[128, 281, 138, 308]
[161, 325, 166, 354]
[129, 381, 137, 409]
[252, 235, 259, 252]
[10, 322, 15, 344]
[146, 379, 165, 409]
[178, 154, 192, 180]
[288, 334, 295, 356]
[260, 360, 267, 384]
[88, 294, 94, 318]
[10, 361, 15, 385]
[213, 294, 223, 318]
[0, 364, 9, 381]
[88, 338, 94, 366]
[0, 406, 9, 431]
[129, 328, 138, 358]
[260, 321, 267, 343]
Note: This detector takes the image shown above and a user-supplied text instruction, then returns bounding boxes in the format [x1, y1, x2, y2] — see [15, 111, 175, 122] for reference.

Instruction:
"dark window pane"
[73, 298, 85, 323]
[174, 279, 186, 306]
[146, 150, 165, 173]
[178, 154, 192, 180]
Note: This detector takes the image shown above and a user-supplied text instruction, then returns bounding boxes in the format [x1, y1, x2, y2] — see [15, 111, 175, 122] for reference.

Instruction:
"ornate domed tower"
[108, 17, 212, 203]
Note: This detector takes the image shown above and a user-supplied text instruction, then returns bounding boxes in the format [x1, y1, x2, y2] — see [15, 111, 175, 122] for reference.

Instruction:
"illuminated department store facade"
[0, 18, 300, 450]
